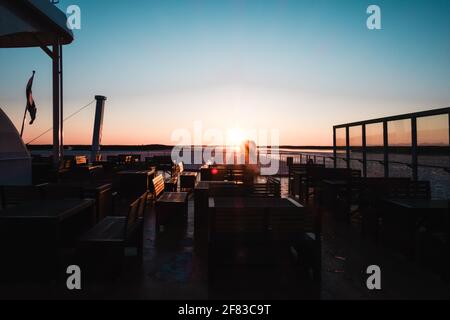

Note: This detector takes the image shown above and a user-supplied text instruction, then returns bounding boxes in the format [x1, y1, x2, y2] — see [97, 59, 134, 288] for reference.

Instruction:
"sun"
[227, 127, 247, 148]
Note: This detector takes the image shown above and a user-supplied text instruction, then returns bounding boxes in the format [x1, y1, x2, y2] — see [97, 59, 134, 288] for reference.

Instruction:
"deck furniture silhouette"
[194, 178, 283, 244]
[164, 162, 183, 192]
[147, 155, 176, 176]
[153, 175, 189, 233]
[194, 181, 245, 248]
[288, 163, 325, 197]
[78, 193, 148, 274]
[179, 162, 199, 191]
[41, 182, 114, 223]
[359, 179, 431, 241]
[300, 167, 361, 204]
[117, 169, 155, 201]
[0, 185, 45, 209]
[200, 164, 257, 183]
[380, 196, 444, 259]
[0, 199, 95, 280]
[208, 197, 321, 286]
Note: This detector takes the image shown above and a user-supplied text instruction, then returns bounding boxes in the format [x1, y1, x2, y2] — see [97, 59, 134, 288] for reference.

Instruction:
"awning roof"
[0, 0, 73, 48]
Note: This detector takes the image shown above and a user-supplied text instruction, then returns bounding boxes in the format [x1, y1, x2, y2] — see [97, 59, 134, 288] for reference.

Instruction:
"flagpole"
[20, 104, 27, 138]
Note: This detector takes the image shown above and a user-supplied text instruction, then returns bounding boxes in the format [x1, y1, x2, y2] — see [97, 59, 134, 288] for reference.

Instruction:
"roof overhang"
[0, 0, 73, 48]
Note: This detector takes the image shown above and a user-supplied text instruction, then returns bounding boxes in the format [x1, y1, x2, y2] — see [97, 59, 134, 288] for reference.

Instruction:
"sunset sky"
[1, 0, 450, 146]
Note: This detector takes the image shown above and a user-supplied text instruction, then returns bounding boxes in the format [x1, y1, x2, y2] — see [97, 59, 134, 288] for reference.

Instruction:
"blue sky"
[1, 0, 449, 145]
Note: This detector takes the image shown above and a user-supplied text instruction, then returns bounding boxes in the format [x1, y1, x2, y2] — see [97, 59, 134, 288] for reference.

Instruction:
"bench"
[153, 175, 189, 233]
[78, 192, 148, 275]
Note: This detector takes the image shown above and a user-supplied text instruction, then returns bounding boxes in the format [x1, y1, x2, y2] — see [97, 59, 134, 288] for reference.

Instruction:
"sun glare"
[227, 127, 247, 148]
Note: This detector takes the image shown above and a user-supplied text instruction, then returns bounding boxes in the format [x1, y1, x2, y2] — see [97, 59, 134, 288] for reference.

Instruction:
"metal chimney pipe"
[91, 95, 107, 162]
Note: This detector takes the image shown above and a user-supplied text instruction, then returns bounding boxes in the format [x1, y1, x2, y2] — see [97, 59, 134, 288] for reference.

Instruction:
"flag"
[26, 71, 37, 125]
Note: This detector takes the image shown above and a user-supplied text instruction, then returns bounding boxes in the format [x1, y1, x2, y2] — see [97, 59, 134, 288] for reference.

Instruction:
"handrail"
[279, 152, 450, 173]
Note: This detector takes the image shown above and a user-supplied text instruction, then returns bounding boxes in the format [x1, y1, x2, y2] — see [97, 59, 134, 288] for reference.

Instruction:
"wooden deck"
[0, 178, 449, 299]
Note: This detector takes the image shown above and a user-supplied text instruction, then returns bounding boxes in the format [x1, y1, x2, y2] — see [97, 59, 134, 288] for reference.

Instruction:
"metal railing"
[332, 107, 450, 180]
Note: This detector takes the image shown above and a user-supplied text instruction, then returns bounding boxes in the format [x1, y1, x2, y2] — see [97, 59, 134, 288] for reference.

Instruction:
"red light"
[211, 168, 219, 175]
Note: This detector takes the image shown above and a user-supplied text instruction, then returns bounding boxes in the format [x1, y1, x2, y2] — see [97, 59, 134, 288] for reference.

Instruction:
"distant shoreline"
[27, 144, 450, 156]
[27, 145, 334, 151]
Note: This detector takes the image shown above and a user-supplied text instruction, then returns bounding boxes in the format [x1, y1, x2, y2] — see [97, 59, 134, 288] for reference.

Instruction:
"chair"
[78, 192, 148, 275]
[153, 175, 189, 233]
[164, 163, 181, 192]
[251, 177, 281, 198]
[179, 162, 199, 191]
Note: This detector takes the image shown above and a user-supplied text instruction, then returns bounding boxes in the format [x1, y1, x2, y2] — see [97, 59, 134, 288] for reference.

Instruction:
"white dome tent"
[0, 108, 31, 186]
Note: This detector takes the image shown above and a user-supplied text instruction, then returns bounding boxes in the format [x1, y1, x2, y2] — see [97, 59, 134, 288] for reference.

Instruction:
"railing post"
[362, 124, 367, 178]
[333, 127, 337, 169]
[383, 121, 389, 178]
[411, 117, 418, 181]
[346, 126, 350, 169]
[448, 112, 450, 172]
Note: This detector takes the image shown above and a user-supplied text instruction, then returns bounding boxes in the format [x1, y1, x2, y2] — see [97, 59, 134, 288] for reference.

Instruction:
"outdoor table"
[194, 181, 243, 247]
[207, 196, 307, 268]
[208, 196, 304, 242]
[117, 168, 155, 200]
[0, 199, 95, 280]
[155, 192, 189, 232]
[42, 182, 113, 222]
[180, 171, 199, 190]
[381, 199, 449, 259]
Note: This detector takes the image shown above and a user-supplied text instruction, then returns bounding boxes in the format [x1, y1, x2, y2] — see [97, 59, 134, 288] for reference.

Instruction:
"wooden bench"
[153, 175, 189, 233]
[78, 192, 148, 274]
